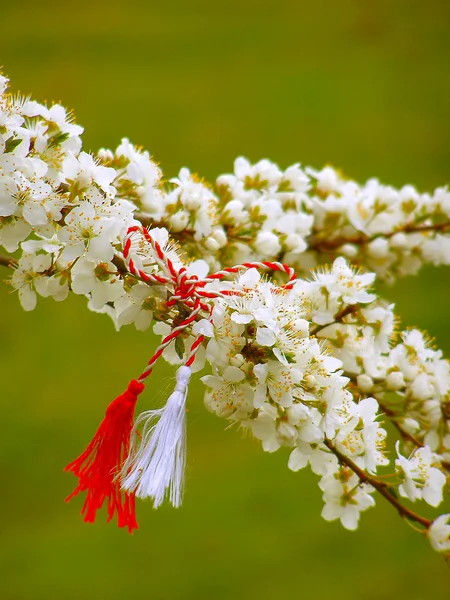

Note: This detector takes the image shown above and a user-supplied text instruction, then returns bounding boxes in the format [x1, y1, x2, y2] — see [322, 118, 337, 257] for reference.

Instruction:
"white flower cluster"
[2, 74, 450, 318]
[194, 259, 448, 532]
[216, 157, 313, 265]
[1, 73, 450, 554]
[98, 141, 224, 268]
[214, 160, 450, 281]
[0, 75, 222, 319]
[110, 155, 450, 281]
[305, 167, 450, 281]
[0, 75, 142, 311]
[319, 313, 450, 461]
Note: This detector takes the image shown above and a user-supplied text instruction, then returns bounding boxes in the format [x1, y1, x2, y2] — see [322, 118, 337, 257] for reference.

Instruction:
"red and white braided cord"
[122, 226, 298, 377]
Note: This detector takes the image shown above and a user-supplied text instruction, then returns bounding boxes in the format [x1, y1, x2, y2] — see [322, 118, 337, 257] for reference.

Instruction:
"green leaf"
[175, 336, 185, 360]
[48, 131, 70, 149]
[4, 137, 22, 153]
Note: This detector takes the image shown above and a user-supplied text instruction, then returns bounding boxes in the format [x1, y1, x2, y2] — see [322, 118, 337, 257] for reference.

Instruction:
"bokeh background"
[1, 1, 450, 598]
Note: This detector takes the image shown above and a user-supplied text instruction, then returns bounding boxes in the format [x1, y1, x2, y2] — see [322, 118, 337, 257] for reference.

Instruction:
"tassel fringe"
[65, 379, 145, 533]
[121, 366, 192, 508]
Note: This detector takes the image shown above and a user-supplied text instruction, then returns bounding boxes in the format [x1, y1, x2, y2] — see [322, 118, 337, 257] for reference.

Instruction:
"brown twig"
[376, 400, 424, 447]
[311, 304, 360, 336]
[376, 399, 450, 472]
[0, 254, 17, 269]
[324, 439, 432, 529]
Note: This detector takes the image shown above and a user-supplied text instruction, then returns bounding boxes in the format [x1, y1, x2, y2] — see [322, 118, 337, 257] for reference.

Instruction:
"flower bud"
[253, 231, 281, 257]
[303, 374, 316, 389]
[75, 171, 91, 190]
[356, 374, 373, 393]
[284, 233, 305, 253]
[211, 227, 228, 248]
[367, 237, 389, 259]
[97, 148, 114, 161]
[204, 237, 220, 251]
[401, 417, 420, 434]
[386, 371, 405, 390]
[286, 404, 308, 425]
[170, 211, 189, 231]
[276, 421, 298, 446]
[339, 244, 358, 258]
[410, 373, 433, 400]
[185, 193, 202, 211]
[390, 232, 408, 249]
[224, 200, 246, 225]
[230, 353, 245, 368]
[424, 430, 440, 451]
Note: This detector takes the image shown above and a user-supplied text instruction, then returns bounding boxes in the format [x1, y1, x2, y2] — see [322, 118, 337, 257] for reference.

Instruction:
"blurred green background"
[1, 1, 450, 598]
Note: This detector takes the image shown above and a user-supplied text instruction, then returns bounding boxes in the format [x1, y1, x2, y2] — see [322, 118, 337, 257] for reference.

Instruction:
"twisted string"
[122, 225, 299, 380]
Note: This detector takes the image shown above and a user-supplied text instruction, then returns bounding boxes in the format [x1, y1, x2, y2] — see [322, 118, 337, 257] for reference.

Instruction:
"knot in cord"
[122, 226, 299, 382]
[172, 271, 199, 303]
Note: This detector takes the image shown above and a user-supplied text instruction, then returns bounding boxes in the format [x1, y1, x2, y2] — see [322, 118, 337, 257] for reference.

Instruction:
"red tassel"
[65, 379, 145, 533]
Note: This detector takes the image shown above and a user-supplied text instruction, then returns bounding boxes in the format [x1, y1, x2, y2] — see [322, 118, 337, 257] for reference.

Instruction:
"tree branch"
[324, 438, 432, 529]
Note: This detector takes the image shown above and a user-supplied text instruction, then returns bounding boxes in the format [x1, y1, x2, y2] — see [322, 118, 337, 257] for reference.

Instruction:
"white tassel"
[121, 366, 191, 507]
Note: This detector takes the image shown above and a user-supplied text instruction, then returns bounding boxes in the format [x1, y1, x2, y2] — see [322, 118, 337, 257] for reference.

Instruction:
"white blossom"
[428, 515, 450, 554]
[395, 443, 446, 507]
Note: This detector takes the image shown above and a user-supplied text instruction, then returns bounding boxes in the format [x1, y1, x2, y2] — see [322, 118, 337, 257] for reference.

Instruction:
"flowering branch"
[310, 221, 450, 253]
[376, 399, 425, 447]
[324, 439, 432, 529]
[1, 72, 450, 556]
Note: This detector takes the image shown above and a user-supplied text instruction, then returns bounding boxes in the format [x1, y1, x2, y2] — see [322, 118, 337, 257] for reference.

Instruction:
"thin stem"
[376, 399, 423, 447]
[376, 398, 450, 472]
[0, 255, 17, 269]
[111, 253, 129, 276]
[324, 438, 432, 529]
[311, 304, 360, 336]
